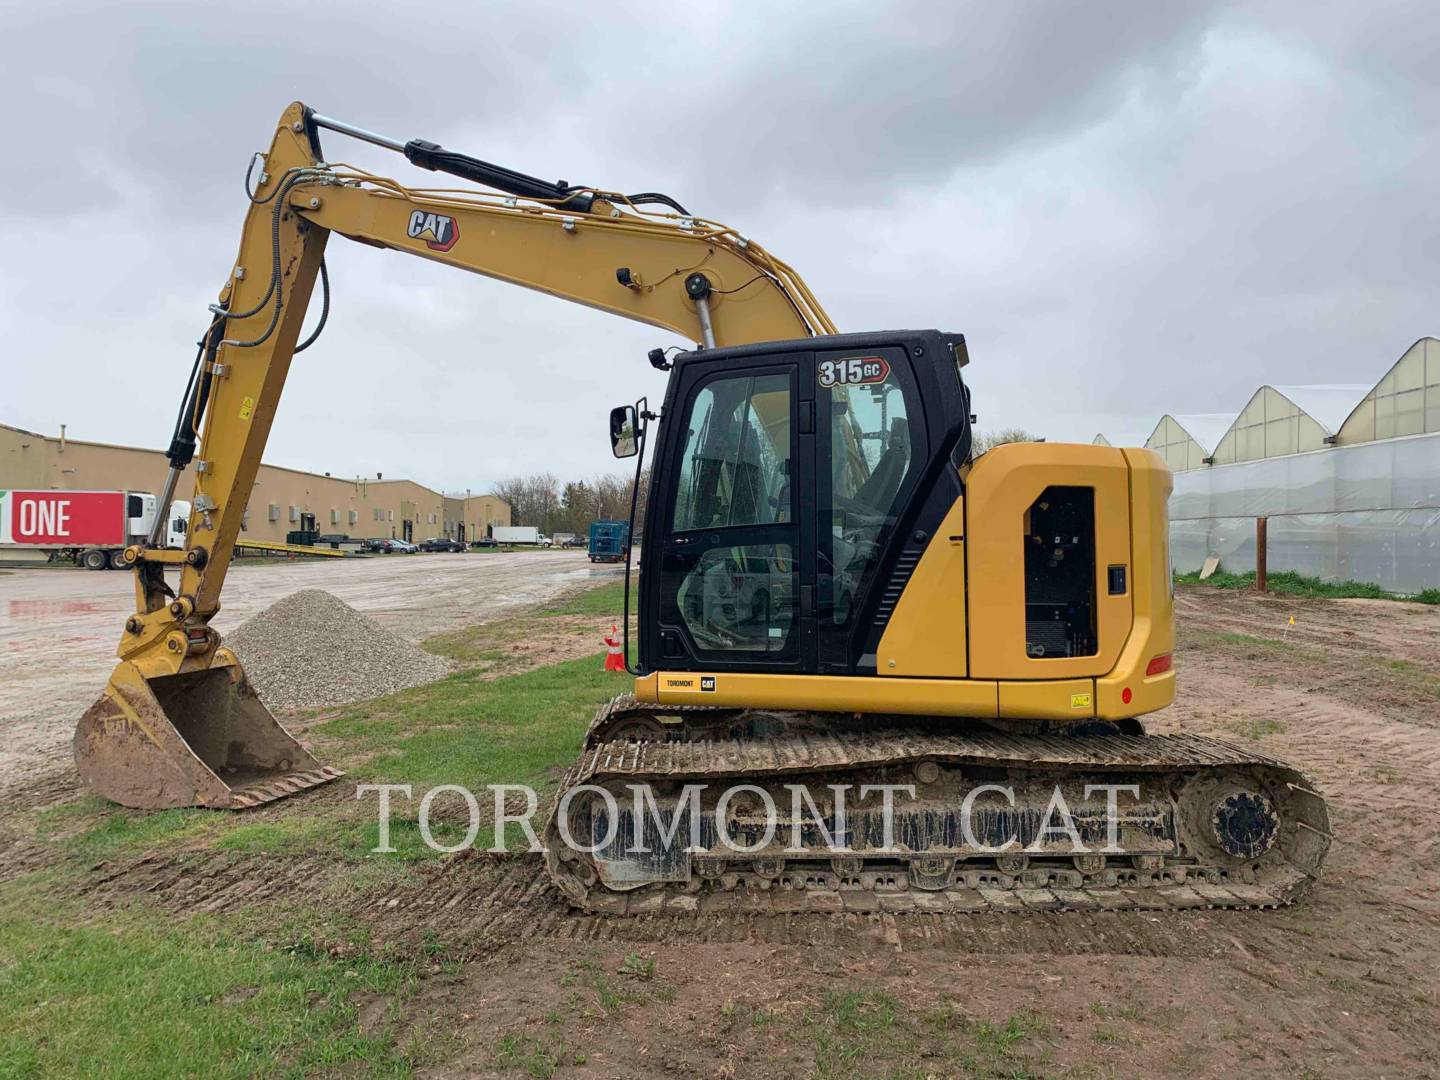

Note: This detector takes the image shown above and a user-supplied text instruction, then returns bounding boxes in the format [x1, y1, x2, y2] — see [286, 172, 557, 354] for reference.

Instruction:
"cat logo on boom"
[406, 210, 459, 252]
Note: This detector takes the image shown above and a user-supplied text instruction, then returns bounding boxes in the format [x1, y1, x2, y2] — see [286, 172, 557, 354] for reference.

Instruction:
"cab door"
[650, 352, 817, 672]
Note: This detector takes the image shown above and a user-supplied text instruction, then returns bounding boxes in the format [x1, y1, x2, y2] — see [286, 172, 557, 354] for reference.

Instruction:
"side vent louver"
[872, 550, 922, 627]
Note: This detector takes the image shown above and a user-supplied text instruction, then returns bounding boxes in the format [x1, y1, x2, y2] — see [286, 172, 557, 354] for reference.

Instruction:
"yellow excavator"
[75, 103, 1329, 912]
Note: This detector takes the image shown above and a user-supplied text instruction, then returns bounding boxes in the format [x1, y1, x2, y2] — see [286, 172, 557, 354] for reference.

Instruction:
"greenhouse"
[1143, 414, 1236, 472]
[1088, 337, 1440, 594]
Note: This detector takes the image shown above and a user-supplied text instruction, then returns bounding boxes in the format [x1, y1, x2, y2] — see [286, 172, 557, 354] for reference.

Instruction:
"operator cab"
[612, 329, 971, 678]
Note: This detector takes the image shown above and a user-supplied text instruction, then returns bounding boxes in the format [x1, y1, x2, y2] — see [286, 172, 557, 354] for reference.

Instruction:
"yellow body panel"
[876, 496, 967, 677]
[965, 443, 1133, 680]
[639, 671, 1117, 722]
[1096, 448, 1176, 719]
[639, 671, 999, 717]
[635, 445, 1176, 726]
[999, 678, 1096, 719]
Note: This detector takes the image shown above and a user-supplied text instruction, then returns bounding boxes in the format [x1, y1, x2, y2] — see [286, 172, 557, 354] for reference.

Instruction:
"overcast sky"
[4, 1, 1437, 492]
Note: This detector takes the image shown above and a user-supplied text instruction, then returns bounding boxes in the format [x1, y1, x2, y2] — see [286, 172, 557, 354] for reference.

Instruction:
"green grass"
[129, 651, 621, 863]
[36, 797, 224, 864]
[421, 627, 523, 666]
[422, 577, 625, 666]
[495, 1034, 561, 1078]
[0, 879, 424, 1077]
[536, 581, 627, 618]
[1376, 653, 1440, 703]
[801, 989, 1049, 1079]
[322, 652, 613, 788]
[310, 653, 618, 855]
[1176, 568, 1439, 603]
[1227, 715, 1286, 741]
[36, 647, 622, 869]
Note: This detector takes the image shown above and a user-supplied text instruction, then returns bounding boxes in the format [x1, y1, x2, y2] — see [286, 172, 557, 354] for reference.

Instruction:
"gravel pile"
[224, 589, 452, 709]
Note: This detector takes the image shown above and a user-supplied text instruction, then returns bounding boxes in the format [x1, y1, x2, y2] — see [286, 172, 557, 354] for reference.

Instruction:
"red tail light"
[1145, 653, 1173, 677]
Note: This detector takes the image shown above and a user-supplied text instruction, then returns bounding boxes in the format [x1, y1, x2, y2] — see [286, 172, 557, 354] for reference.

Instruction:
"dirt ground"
[0, 551, 605, 794]
[4, 583, 1440, 1077]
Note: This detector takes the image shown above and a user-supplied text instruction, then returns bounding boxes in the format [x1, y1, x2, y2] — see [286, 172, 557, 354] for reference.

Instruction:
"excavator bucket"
[74, 655, 342, 810]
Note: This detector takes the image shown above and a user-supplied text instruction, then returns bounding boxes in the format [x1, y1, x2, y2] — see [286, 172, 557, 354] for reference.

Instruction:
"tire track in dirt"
[1171, 661, 1440, 881]
[77, 847, 1263, 961]
[15, 585, 1440, 1078]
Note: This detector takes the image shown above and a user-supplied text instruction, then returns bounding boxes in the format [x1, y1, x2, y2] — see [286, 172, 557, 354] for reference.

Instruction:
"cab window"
[825, 372, 912, 627]
[672, 373, 792, 532]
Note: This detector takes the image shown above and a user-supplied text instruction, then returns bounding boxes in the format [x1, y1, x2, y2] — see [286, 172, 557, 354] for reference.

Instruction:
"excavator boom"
[76, 102, 830, 809]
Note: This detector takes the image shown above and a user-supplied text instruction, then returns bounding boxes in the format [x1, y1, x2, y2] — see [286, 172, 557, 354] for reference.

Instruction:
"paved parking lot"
[0, 550, 608, 789]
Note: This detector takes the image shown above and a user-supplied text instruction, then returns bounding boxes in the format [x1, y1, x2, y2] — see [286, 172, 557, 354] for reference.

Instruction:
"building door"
[403, 519, 413, 542]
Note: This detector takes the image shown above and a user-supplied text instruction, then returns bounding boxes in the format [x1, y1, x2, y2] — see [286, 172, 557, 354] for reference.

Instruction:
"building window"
[349, 509, 358, 525]
[268, 504, 280, 522]
[289, 505, 299, 523]
[330, 509, 339, 525]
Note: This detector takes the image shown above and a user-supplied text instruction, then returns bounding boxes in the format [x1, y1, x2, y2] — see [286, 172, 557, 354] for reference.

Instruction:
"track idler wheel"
[1212, 789, 1280, 859]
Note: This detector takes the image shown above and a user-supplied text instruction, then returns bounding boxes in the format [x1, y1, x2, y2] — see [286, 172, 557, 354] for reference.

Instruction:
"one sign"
[0, 491, 125, 546]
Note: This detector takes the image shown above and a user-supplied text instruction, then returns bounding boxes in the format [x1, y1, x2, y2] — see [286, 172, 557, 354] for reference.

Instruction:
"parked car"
[362, 538, 394, 553]
[389, 539, 419, 553]
[470, 536, 497, 549]
[419, 537, 464, 552]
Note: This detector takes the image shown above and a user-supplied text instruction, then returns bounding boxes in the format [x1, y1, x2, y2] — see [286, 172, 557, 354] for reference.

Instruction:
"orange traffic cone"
[603, 624, 626, 672]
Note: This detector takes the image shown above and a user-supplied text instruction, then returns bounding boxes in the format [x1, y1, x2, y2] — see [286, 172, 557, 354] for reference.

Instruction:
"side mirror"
[609, 405, 639, 458]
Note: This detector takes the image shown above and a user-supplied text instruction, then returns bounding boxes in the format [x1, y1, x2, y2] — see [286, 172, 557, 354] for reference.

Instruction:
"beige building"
[1, 422, 508, 546]
[442, 494, 510, 544]
[447, 494, 511, 544]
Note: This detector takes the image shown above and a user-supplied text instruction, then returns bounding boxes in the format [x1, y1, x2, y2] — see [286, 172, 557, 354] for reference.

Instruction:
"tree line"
[493, 471, 650, 537]
[495, 429, 1038, 537]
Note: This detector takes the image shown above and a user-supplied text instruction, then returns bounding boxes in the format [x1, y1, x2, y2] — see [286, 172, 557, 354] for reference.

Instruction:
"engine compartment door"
[965, 443, 1133, 680]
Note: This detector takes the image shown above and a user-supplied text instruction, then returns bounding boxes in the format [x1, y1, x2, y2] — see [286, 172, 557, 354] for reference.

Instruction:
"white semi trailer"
[0, 489, 190, 569]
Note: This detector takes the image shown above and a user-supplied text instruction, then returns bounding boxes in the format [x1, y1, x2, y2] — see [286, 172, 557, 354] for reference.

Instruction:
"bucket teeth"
[229, 768, 345, 809]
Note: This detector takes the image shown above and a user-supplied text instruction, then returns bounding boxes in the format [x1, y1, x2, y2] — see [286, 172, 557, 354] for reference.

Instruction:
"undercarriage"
[542, 696, 1331, 916]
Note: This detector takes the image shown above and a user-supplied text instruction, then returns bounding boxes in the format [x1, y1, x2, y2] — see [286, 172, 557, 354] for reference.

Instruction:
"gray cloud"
[4, 0, 1438, 490]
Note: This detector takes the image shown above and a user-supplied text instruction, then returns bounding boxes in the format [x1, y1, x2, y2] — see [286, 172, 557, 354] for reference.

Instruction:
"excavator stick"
[70, 98, 827, 813]
[74, 653, 341, 810]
